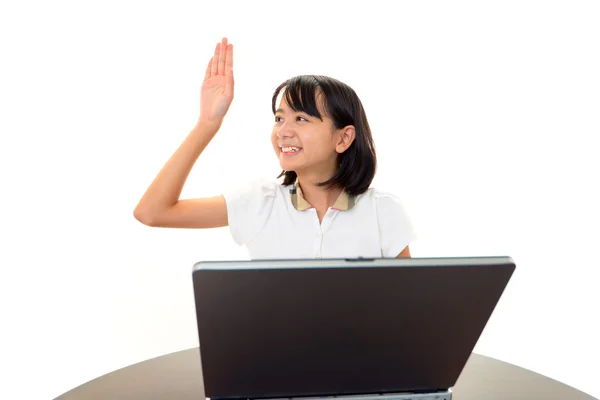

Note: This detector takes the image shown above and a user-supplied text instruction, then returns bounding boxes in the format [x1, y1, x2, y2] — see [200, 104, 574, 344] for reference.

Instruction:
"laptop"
[192, 256, 516, 400]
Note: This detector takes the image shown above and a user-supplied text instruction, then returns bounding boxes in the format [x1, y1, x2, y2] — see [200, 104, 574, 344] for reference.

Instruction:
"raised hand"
[198, 37, 234, 124]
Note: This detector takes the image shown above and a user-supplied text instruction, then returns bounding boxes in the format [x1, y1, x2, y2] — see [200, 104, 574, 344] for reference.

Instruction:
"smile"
[280, 146, 302, 155]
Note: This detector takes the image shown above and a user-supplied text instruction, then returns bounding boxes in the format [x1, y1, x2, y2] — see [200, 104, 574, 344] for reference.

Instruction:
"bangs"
[272, 76, 325, 120]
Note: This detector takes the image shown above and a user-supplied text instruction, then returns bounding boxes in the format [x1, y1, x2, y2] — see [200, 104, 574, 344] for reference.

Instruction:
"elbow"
[133, 207, 155, 226]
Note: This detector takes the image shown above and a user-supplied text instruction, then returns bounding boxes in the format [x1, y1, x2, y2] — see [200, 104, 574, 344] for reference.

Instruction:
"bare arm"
[133, 121, 227, 228]
[396, 246, 411, 258]
[133, 38, 234, 229]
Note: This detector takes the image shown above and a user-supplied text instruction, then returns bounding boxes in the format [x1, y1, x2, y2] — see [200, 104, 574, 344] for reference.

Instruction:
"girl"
[134, 37, 416, 260]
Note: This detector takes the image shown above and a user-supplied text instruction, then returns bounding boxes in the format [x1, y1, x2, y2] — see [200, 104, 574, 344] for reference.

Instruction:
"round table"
[55, 348, 597, 400]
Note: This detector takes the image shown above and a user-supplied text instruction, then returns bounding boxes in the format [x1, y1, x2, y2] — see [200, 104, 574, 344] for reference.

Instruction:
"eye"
[297, 116, 308, 122]
[275, 116, 283, 122]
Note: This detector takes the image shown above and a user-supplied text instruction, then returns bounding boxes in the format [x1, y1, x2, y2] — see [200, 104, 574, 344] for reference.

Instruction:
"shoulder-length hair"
[271, 75, 377, 196]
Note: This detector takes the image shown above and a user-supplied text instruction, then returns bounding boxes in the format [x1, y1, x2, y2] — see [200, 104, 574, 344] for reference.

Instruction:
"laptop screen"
[192, 257, 514, 399]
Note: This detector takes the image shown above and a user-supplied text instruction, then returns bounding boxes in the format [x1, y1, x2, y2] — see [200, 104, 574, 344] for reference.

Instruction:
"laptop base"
[209, 389, 452, 400]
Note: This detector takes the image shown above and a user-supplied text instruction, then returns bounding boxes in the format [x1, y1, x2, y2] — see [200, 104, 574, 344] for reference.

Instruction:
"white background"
[1, 1, 599, 399]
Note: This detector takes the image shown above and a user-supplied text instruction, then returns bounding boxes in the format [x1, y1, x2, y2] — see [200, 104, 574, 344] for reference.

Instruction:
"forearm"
[134, 120, 220, 218]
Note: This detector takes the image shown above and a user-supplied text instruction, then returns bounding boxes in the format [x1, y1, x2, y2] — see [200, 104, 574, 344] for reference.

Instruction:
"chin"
[277, 152, 305, 173]
[279, 161, 295, 171]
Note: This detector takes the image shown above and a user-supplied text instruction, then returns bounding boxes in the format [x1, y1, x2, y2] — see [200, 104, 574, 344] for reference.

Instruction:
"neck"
[296, 175, 342, 210]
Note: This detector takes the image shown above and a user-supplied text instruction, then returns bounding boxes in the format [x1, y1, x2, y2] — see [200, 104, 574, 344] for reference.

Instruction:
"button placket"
[314, 208, 337, 258]
[315, 224, 323, 259]
[314, 229, 323, 258]
[309, 209, 322, 258]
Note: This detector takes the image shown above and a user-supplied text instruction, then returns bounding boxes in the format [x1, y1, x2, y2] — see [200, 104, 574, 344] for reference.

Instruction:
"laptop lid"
[192, 256, 515, 400]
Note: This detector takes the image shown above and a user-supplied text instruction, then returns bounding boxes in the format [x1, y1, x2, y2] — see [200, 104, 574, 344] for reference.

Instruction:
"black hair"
[271, 75, 377, 196]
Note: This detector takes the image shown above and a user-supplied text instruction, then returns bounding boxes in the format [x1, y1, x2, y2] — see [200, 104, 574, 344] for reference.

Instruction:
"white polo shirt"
[224, 179, 417, 260]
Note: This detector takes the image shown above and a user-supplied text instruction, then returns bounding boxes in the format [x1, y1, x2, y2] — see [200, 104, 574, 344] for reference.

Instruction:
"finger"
[204, 57, 212, 81]
[226, 66, 234, 98]
[218, 37, 227, 75]
[211, 42, 219, 76]
[225, 43, 233, 75]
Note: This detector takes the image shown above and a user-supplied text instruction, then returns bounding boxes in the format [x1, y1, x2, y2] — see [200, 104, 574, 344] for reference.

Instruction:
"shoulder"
[224, 178, 279, 203]
[356, 187, 407, 207]
[363, 186, 417, 257]
[361, 186, 415, 228]
[223, 178, 285, 246]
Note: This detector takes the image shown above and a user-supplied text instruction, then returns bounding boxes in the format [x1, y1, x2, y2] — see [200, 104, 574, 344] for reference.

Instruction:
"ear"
[335, 125, 356, 153]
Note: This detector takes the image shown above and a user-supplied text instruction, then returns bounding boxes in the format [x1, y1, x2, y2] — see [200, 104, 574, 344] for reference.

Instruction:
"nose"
[276, 121, 294, 139]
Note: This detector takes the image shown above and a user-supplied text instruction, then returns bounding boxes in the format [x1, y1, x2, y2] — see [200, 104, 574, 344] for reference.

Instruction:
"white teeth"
[282, 146, 299, 153]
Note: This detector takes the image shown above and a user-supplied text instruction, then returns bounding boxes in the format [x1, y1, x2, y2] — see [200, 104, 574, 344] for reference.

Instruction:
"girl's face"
[271, 90, 354, 182]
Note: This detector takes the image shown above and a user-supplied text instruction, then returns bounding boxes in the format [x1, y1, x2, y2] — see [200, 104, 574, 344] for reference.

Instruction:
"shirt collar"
[289, 178, 356, 211]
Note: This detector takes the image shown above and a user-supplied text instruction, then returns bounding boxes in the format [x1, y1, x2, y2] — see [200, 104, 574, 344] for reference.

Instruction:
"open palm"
[199, 37, 234, 123]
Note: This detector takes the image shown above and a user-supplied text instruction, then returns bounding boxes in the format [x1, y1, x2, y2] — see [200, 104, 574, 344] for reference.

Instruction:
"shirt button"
[317, 231, 322, 238]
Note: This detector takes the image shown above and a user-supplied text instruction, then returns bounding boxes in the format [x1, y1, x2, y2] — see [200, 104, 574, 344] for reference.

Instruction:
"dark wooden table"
[55, 347, 597, 400]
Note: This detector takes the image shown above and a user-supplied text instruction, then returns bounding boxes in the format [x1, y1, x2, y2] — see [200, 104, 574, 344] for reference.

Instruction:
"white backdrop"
[1, 1, 599, 399]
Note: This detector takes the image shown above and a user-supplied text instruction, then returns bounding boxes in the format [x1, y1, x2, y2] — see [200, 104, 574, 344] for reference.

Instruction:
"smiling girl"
[134, 37, 416, 260]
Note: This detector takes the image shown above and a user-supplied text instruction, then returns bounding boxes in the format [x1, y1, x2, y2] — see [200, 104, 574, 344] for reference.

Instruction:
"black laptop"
[191, 256, 516, 400]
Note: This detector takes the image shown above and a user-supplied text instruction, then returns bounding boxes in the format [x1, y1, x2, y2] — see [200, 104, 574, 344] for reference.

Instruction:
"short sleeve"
[375, 192, 417, 257]
[223, 179, 277, 246]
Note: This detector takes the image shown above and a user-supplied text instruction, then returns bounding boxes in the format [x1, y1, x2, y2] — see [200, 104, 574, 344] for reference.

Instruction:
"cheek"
[304, 133, 334, 157]
[271, 132, 279, 152]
